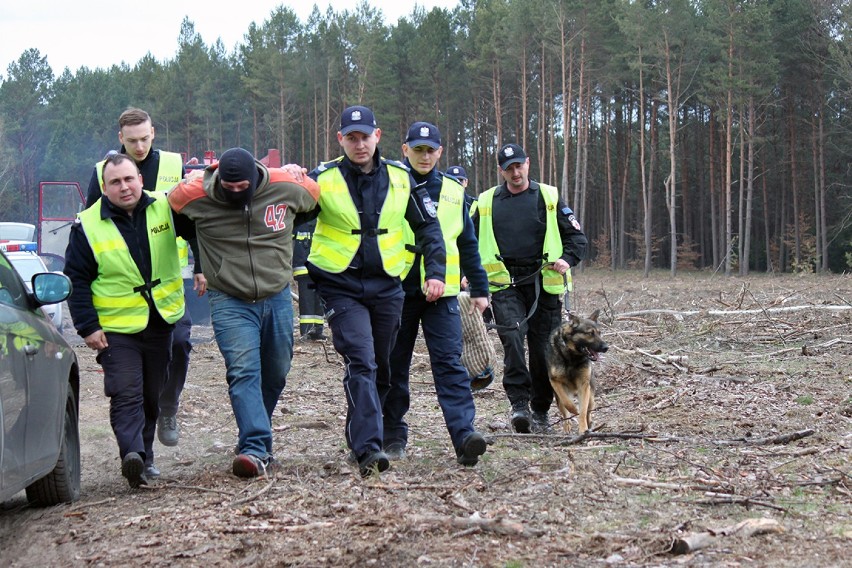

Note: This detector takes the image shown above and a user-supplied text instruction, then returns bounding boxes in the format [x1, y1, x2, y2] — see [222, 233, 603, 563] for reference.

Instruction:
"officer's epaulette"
[315, 157, 344, 174]
[439, 170, 464, 185]
[382, 158, 410, 171]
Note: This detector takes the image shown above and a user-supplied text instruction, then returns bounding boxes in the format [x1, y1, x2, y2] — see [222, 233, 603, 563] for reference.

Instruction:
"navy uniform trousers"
[159, 310, 191, 416]
[98, 325, 173, 467]
[381, 295, 476, 452]
[316, 275, 403, 461]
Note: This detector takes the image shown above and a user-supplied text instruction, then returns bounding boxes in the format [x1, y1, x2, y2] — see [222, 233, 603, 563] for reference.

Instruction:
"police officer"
[65, 153, 196, 488]
[86, 108, 207, 453]
[475, 143, 587, 434]
[292, 218, 326, 340]
[381, 123, 489, 466]
[450, 163, 495, 383]
[447, 165, 478, 217]
[306, 106, 446, 477]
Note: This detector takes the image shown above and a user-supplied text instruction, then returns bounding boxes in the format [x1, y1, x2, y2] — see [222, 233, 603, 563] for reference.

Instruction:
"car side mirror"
[32, 272, 72, 305]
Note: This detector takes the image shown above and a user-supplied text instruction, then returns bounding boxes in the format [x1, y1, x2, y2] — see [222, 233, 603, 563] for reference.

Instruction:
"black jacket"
[474, 180, 587, 268]
[86, 147, 186, 207]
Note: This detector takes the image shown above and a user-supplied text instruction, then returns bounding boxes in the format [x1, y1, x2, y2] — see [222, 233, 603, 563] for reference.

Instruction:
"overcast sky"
[1, 0, 460, 77]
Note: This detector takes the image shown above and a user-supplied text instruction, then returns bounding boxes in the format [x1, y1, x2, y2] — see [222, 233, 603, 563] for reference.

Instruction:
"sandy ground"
[1, 269, 850, 567]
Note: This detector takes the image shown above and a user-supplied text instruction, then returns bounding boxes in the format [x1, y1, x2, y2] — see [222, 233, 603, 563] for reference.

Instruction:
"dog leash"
[485, 261, 566, 333]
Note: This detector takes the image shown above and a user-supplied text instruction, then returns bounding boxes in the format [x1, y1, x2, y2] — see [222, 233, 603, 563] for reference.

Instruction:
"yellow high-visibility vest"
[96, 151, 182, 191]
[477, 183, 571, 295]
[401, 176, 464, 296]
[79, 192, 185, 333]
[309, 161, 410, 276]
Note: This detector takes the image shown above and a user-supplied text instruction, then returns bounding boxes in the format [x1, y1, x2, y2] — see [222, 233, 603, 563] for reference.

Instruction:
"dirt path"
[1, 270, 850, 567]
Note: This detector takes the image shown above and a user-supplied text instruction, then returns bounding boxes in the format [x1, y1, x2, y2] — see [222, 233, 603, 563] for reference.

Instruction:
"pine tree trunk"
[573, 35, 585, 212]
[605, 102, 617, 271]
[724, 27, 734, 277]
[664, 32, 678, 276]
[818, 103, 828, 272]
[742, 96, 755, 276]
[709, 111, 719, 270]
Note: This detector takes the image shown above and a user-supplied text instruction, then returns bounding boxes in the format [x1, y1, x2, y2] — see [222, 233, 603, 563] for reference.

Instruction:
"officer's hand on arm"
[194, 273, 208, 296]
[184, 169, 204, 183]
[470, 295, 490, 315]
[281, 163, 308, 182]
[84, 330, 108, 351]
[552, 259, 571, 275]
[423, 278, 445, 302]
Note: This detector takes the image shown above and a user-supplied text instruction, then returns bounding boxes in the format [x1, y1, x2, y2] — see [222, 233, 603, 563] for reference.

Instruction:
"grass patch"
[80, 424, 113, 440]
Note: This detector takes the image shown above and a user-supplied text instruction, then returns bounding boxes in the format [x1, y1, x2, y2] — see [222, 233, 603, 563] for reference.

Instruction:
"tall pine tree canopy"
[1, 0, 850, 272]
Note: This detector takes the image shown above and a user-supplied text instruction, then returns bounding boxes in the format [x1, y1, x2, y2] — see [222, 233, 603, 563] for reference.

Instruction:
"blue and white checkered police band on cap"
[447, 165, 467, 180]
[405, 121, 441, 149]
[498, 143, 527, 169]
[340, 105, 377, 135]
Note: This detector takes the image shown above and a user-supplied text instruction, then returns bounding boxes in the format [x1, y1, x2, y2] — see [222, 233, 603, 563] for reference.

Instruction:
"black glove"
[482, 306, 494, 324]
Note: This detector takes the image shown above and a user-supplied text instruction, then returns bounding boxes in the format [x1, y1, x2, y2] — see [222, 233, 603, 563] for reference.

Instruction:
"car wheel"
[25, 385, 81, 506]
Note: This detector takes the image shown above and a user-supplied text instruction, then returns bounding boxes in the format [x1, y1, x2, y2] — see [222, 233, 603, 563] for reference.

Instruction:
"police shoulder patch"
[422, 195, 438, 218]
[561, 206, 574, 216]
[568, 214, 582, 231]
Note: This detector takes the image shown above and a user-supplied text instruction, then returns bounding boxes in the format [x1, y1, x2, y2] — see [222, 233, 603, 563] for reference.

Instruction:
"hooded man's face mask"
[217, 148, 259, 208]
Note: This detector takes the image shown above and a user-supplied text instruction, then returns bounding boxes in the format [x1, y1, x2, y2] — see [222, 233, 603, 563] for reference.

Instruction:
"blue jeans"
[208, 286, 294, 459]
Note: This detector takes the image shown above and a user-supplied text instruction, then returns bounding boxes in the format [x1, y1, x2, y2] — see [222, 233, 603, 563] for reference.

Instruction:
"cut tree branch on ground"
[611, 475, 726, 492]
[619, 305, 851, 318]
[222, 521, 335, 534]
[691, 374, 751, 383]
[542, 428, 816, 447]
[229, 475, 276, 507]
[690, 492, 788, 512]
[711, 429, 815, 446]
[407, 512, 540, 537]
[611, 346, 689, 372]
[67, 497, 116, 512]
[744, 338, 852, 359]
[160, 483, 236, 497]
[669, 518, 785, 555]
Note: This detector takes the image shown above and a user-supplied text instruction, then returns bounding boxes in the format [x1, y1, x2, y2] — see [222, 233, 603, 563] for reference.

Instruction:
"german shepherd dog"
[546, 309, 608, 433]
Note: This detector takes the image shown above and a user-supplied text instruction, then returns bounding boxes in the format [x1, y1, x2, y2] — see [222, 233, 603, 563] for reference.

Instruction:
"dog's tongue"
[589, 351, 600, 362]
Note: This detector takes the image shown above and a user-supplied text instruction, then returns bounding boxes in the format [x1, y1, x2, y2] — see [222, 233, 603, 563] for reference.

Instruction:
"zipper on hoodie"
[244, 203, 258, 301]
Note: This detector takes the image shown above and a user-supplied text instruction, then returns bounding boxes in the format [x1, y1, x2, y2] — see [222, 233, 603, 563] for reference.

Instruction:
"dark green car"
[0, 249, 80, 505]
